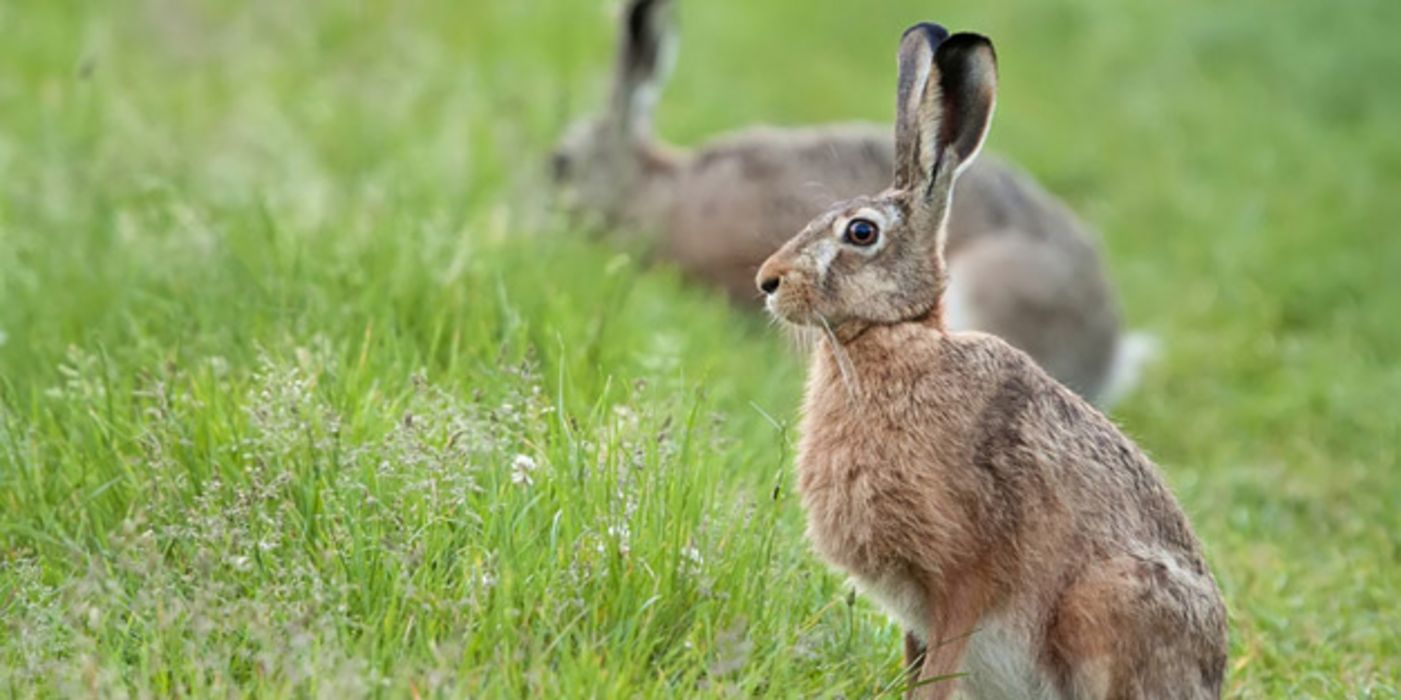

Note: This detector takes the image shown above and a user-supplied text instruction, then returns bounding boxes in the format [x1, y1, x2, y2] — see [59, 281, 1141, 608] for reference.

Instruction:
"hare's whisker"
[818, 315, 859, 401]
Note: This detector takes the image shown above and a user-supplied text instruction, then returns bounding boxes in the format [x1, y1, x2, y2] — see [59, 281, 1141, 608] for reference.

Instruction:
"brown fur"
[757, 25, 1226, 699]
[551, 0, 1133, 405]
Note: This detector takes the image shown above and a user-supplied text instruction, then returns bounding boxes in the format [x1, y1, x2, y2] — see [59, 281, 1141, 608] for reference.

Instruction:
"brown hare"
[755, 24, 1227, 699]
[551, 0, 1153, 405]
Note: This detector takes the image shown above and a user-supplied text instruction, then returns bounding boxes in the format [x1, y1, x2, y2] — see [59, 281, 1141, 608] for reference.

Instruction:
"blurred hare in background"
[552, 0, 1153, 406]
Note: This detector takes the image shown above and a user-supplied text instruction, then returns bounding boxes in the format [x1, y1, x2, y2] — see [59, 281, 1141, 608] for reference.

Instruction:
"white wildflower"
[510, 454, 537, 486]
[607, 523, 632, 556]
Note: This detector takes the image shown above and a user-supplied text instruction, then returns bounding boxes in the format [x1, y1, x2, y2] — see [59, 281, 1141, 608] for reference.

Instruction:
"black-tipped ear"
[892, 25, 997, 194]
[611, 0, 677, 135]
[932, 33, 997, 172]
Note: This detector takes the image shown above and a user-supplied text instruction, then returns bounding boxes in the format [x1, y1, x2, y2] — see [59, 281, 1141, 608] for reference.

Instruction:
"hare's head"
[756, 25, 996, 335]
[551, 0, 677, 223]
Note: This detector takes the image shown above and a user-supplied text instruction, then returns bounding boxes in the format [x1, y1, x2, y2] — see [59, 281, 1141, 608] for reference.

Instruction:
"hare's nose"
[756, 258, 790, 296]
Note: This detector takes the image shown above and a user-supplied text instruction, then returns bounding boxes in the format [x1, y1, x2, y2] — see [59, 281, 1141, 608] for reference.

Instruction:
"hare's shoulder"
[931, 330, 1052, 392]
[935, 330, 1139, 475]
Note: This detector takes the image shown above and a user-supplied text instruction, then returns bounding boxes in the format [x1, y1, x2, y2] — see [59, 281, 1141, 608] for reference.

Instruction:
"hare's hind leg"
[1046, 557, 1227, 700]
[906, 579, 990, 700]
[904, 631, 928, 683]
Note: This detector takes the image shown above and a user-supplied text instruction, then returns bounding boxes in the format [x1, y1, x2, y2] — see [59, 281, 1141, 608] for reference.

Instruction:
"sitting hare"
[755, 24, 1226, 699]
[551, 0, 1152, 405]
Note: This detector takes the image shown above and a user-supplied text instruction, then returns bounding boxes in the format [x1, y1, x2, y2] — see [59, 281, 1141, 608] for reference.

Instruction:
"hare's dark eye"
[843, 218, 880, 247]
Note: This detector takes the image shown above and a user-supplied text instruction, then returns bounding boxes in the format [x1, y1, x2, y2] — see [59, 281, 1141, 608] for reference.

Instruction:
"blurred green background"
[1, 0, 1397, 696]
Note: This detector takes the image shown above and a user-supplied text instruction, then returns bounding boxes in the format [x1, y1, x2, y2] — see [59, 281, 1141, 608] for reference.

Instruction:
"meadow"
[1, 0, 1398, 696]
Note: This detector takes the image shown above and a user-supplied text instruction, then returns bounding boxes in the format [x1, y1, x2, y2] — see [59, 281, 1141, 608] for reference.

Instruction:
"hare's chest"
[794, 440, 938, 639]
[794, 428, 925, 575]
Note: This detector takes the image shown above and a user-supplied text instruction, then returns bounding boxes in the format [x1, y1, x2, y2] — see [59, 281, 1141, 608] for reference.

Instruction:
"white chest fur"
[853, 570, 930, 639]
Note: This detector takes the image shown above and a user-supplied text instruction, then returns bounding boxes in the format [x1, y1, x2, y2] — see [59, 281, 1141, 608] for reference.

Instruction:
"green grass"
[1, 0, 1397, 696]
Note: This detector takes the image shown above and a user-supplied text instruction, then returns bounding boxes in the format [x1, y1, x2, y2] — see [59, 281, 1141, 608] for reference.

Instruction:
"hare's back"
[943, 159, 1125, 403]
[947, 156, 1100, 256]
[665, 124, 894, 300]
[943, 233, 1120, 399]
[943, 333, 1202, 551]
[682, 122, 895, 242]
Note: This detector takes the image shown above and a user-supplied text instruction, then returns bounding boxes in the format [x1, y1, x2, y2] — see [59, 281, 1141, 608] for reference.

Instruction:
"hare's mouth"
[764, 287, 818, 327]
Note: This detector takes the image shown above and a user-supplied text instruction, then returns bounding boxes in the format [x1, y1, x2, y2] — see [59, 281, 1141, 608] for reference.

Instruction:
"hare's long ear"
[610, 0, 678, 138]
[893, 25, 997, 200]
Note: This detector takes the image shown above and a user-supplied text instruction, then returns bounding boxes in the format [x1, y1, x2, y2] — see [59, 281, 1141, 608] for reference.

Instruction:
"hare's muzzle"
[757, 255, 816, 324]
